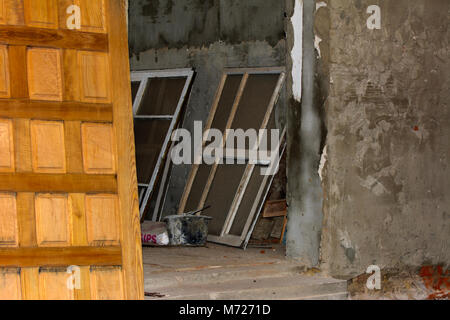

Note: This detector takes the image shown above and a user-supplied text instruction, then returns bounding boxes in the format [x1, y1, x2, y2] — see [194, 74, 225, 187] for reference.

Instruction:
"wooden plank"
[20, 268, 39, 300]
[262, 199, 287, 218]
[85, 194, 119, 246]
[4, 0, 25, 26]
[0, 246, 122, 267]
[0, 99, 113, 121]
[35, 194, 71, 247]
[0, 25, 108, 52]
[65, 121, 83, 174]
[0, 45, 10, 98]
[0, 268, 21, 300]
[13, 118, 32, 172]
[16, 193, 37, 247]
[39, 268, 74, 300]
[0, 173, 117, 193]
[0, 119, 14, 173]
[0, 193, 18, 247]
[24, 0, 59, 29]
[27, 47, 63, 101]
[75, 266, 91, 300]
[30, 120, 67, 174]
[90, 266, 124, 300]
[81, 122, 115, 174]
[8, 46, 28, 98]
[62, 49, 79, 101]
[107, 0, 143, 300]
[69, 193, 87, 246]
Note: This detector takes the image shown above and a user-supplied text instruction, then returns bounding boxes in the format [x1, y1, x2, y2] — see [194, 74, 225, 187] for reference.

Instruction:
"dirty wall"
[316, 0, 449, 278]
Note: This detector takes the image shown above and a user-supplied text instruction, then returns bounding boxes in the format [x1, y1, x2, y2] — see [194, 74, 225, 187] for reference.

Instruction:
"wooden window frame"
[178, 67, 286, 247]
[130, 68, 194, 220]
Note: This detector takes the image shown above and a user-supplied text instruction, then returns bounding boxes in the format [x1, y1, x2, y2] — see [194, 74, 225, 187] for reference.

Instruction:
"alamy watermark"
[366, 265, 381, 290]
[170, 121, 282, 176]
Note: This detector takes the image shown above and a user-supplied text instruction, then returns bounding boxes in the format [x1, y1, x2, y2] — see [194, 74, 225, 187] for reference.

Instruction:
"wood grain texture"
[0, 0, 5, 25]
[0, 246, 122, 267]
[0, 193, 18, 247]
[78, 50, 110, 103]
[0, 44, 10, 98]
[0, 25, 108, 51]
[24, 0, 58, 29]
[0, 99, 113, 121]
[69, 193, 87, 246]
[81, 122, 115, 174]
[0, 173, 117, 193]
[4, 0, 25, 26]
[30, 120, 66, 173]
[35, 194, 70, 247]
[90, 266, 124, 300]
[64, 121, 83, 173]
[0, 119, 14, 173]
[8, 46, 28, 98]
[74, 266, 91, 300]
[77, 0, 107, 33]
[16, 192, 37, 247]
[38, 269, 74, 300]
[0, 268, 22, 300]
[107, 0, 144, 300]
[27, 48, 63, 101]
[85, 194, 119, 246]
[13, 118, 32, 172]
[20, 267, 39, 300]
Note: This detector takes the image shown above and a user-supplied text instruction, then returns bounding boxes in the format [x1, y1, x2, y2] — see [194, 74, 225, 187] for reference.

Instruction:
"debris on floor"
[250, 199, 287, 244]
[144, 292, 165, 298]
[141, 221, 169, 246]
[348, 267, 449, 300]
[163, 207, 212, 246]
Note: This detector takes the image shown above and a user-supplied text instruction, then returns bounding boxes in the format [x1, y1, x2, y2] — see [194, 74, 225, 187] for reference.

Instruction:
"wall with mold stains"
[316, 0, 449, 278]
[128, 0, 287, 217]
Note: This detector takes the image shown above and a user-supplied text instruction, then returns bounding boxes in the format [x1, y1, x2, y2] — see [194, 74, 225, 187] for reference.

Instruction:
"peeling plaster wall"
[317, 0, 450, 278]
[286, 0, 325, 266]
[129, 0, 287, 217]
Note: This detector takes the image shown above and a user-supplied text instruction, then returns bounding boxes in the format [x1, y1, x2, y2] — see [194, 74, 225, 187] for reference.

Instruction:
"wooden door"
[0, 0, 143, 300]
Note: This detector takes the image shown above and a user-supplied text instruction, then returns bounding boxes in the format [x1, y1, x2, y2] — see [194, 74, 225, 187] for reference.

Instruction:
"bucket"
[163, 214, 212, 246]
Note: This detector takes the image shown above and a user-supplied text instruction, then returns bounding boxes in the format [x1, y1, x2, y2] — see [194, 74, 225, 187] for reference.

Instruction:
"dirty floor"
[142, 243, 348, 300]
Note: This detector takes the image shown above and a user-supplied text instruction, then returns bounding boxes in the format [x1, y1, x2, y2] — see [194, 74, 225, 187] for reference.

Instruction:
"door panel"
[0, 0, 143, 300]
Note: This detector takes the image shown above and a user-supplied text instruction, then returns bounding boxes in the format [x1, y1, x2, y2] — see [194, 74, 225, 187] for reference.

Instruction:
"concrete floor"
[143, 243, 348, 300]
[142, 243, 287, 273]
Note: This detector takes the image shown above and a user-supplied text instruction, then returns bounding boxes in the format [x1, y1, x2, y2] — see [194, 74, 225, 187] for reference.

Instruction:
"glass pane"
[137, 77, 187, 116]
[134, 119, 171, 184]
[131, 81, 141, 104]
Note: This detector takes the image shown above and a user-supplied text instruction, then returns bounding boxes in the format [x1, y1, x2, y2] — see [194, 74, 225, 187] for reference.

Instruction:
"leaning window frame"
[131, 68, 194, 220]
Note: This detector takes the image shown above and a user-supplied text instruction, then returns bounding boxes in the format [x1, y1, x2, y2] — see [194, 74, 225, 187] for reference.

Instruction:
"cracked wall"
[318, 0, 449, 278]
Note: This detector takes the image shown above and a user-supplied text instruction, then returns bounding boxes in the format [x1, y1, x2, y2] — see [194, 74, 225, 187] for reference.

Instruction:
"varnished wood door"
[0, 0, 143, 300]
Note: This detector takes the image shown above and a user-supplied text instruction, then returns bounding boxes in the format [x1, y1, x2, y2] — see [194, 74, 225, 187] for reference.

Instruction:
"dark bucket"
[163, 215, 212, 246]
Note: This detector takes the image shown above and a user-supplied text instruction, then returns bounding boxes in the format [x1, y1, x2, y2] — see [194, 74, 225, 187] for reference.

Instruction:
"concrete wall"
[316, 0, 449, 278]
[129, 0, 287, 216]
[128, 0, 449, 278]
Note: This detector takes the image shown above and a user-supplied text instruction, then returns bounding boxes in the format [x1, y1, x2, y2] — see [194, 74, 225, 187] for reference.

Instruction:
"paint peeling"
[291, 0, 303, 102]
[314, 35, 322, 58]
[318, 145, 327, 181]
[316, 1, 327, 11]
